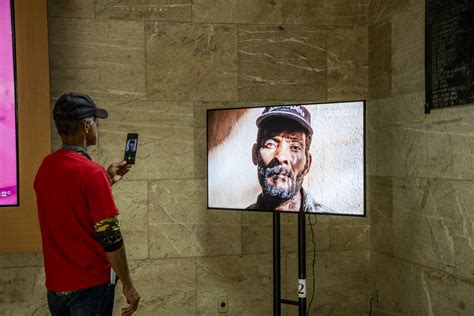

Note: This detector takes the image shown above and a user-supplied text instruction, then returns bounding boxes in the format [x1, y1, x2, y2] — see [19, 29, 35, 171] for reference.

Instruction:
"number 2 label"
[298, 279, 306, 298]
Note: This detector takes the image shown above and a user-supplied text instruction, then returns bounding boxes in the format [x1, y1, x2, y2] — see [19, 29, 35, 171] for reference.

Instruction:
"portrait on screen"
[207, 101, 365, 216]
[126, 139, 137, 152]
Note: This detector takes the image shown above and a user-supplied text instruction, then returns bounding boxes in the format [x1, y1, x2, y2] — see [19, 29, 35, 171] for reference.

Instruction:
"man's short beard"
[257, 163, 305, 203]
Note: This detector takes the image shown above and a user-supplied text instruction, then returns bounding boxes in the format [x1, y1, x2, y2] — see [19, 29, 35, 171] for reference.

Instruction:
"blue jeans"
[47, 283, 115, 316]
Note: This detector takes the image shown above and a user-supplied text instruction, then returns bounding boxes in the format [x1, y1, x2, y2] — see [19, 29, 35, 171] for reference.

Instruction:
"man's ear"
[303, 152, 312, 176]
[252, 143, 258, 166]
[82, 120, 90, 134]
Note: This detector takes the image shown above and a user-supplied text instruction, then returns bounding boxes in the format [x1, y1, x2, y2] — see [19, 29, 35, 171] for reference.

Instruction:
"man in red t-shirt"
[34, 93, 140, 316]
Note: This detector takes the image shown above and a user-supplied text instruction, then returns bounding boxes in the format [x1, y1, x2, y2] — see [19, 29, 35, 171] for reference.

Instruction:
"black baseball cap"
[256, 105, 313, 135]
[53, 93, 108, 121]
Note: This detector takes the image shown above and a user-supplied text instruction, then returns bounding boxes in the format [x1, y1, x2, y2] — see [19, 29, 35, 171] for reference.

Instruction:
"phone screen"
[124, 133, 139, 164]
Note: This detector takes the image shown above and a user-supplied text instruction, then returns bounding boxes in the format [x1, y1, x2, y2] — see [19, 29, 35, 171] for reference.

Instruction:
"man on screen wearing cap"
[247, 105, 335, 213]
[34, 93, 140, 315]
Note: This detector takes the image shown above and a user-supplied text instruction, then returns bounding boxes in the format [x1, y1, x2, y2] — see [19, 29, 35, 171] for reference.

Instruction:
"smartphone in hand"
[124, 133, 139, 164]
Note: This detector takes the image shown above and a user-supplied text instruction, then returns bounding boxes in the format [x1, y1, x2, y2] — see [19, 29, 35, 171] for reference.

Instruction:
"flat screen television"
[207, 101, 365, 216]
[0, 0, 18, 206]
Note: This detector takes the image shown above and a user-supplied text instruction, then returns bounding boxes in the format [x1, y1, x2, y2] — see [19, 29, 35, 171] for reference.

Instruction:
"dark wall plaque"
[425, 0, 474, 113]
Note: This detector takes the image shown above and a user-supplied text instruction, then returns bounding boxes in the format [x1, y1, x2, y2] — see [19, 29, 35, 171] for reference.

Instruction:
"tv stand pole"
[273, 211, 307, 316]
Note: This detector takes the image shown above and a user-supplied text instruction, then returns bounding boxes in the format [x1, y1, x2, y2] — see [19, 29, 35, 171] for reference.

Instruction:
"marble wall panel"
[0, 266, 45, 306]
[196, 254, 275, 315]
[368, 0, 474, 315]
[454, 234, 474, 283]
[48, 18, 146, 101]
[329, 217, 370, 251]
[408, 128, 474, 179]
[368, 22, 391, 100]
[98, 100, 194, 180]
[454, 278, 474, 315]
[367, 93, 474, 134]
[370, 252, 432, 315]
[238, 26, 327, 102]
[365, 118, 401, 178]
[367, 97, 474, 179]
[281, 0, 368, 27]
[367, 0, 392, 26]
[433, 181, 474, 282]
[0, 304, 49, 316]
[241, 212, 330, 255]
[368, 176, 393, 255]
[192, 0, 281, 24]
[240, 211, 272, 255]
[113, 258, 196, 315]
[112, 180, 148, 260]
[327, 27, 368, 100]
[390, 178, 474, 277]
[194, 124, 207, 179]
[390, 1, 424, 96]
[423, 269, 471, 316]
[48, 0, 95, 18]
[370, 252, 474, 315]
[286, 250, 370, 315]
[366, 93, 423, 127]
[96, 0, 192, 22]
[149, 179, 241, 258]
[146, 22, 238, 101]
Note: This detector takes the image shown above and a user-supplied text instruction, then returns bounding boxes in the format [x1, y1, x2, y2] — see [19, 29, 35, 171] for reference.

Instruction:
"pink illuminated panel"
[0, 0, 18, 206]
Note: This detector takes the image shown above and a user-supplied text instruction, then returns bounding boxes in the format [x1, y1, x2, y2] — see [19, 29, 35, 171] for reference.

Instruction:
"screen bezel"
[0, 0, 20, 207]
[124, 133, 139, 165]
[206, 100, 366, 217]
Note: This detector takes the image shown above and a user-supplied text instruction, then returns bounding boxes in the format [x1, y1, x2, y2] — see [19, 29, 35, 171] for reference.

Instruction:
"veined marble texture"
[327, 27, 368, 101]
[0, 261, 48, 316]
[48, 17, 146, 101]
[329, 216, 370, 251]
[367, 0, 393, 26]
[368, 21, 391, 100]
[238, 25, 327, 101]
[112, 180, 149, 260]
[241, 212, 331, 255]
[97, 100, 195, 180]
[148, 179, 241, 258]
[371, 252, 474, 316]
[146, 22, 238, 101]
[392, 178, 473, 279]
[367, 0, 474, 314]
[286, 250, 370, 315]
[113, 258, 196, 315]
[368, 176, 394, 255]
[280, 0, 368, 27]
[390, 1, 424, 96]
[196, 254, 275, 315]
[366, 94, 474, 180]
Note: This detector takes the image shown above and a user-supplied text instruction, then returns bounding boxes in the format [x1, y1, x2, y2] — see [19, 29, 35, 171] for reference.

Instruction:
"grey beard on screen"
[257, 164, 298, 202]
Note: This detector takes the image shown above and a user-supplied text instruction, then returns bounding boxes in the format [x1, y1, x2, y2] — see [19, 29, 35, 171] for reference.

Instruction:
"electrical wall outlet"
[218, 296, 228, 313]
